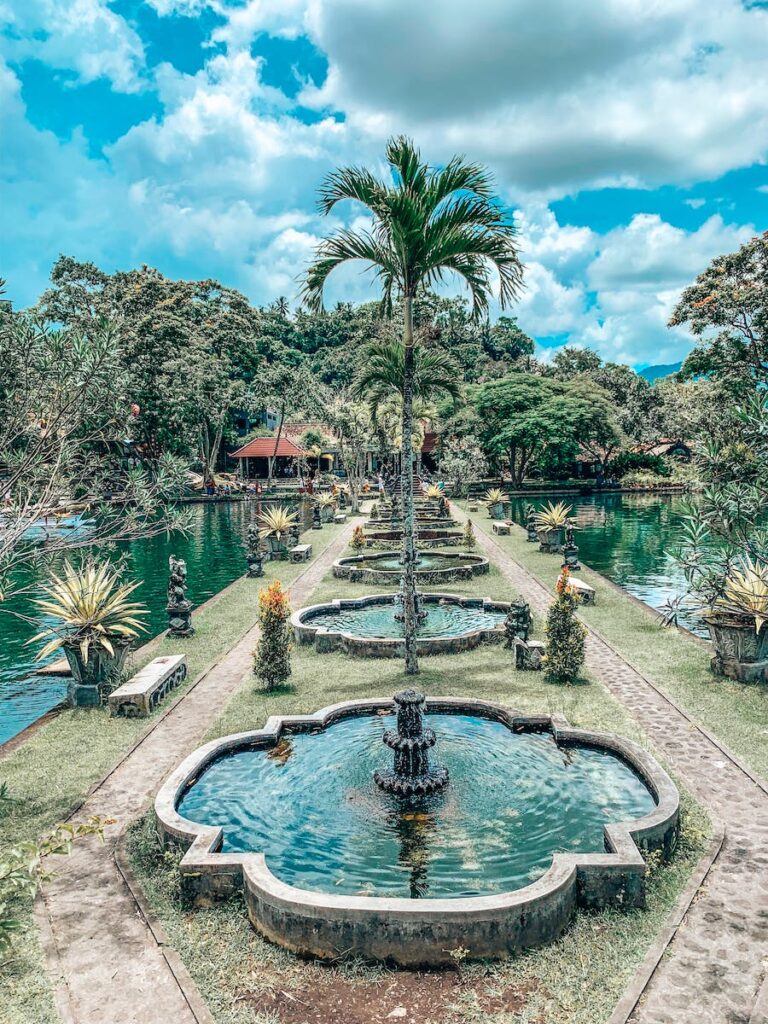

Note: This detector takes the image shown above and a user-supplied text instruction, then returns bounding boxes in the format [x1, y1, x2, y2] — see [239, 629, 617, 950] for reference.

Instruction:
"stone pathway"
[39, 521, 357, 1024]
[464, 513, 768, 1024]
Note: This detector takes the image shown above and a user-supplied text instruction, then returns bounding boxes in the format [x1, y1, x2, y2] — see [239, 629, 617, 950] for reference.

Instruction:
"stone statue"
[561, 520, 581, 571]
[338, 489, 347, 510]
[166, 555, 194, 637]
[246, 521, 264, 578]
[312, 504, 322, 529]
[504, 597, 533, 646]
[526, 504, 539, 543]
[438, 496, 448, 519]
[288, 522, 300, 549]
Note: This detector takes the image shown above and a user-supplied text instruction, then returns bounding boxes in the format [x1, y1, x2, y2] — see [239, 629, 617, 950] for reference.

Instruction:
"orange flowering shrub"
[254, 580, 292, 689]
[350, 525, 367, 552]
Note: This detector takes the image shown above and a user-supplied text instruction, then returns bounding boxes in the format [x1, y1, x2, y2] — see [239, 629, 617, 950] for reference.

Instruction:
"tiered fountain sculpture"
[393, 577, 428, 624]
[374, 689, 449, 796]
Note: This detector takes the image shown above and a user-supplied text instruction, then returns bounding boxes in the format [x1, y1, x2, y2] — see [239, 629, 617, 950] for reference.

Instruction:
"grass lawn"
[125, 535, 711, 1024]
[463, 505, 768, 785]
[0, 520, 345, 1024]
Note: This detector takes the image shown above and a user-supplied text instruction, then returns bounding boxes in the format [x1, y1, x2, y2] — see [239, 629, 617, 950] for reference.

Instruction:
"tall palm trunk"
[401, 296, 418, 674]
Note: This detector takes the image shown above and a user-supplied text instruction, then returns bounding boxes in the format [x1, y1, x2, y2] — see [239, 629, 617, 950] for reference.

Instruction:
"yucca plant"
[424, 484, 443, 499]
[483, 488, 506, 506]
[29, 560, 147, 664]
[534, 501, 572, 531]
[715, 556, 768, 632]
[313, 493, 337, 508]
[257, 506, 298, 542]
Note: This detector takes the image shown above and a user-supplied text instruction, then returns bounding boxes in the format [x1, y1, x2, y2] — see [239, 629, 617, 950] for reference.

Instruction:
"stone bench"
[334, 513, 348, 524]
[562, 575, 595, 604]
[109, 654, 187, 717]
[492, 521, 511, 535]
[290, 543, 312, 563]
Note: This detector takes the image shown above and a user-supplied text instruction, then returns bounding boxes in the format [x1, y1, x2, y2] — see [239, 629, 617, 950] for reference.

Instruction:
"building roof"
[230, 437, 305, 459]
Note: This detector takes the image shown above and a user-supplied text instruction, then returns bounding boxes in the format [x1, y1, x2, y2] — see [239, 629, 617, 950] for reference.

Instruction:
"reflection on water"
[508, 492, 705, 634]
[0, 503, 256, 745]
[178, 714, 656, 899]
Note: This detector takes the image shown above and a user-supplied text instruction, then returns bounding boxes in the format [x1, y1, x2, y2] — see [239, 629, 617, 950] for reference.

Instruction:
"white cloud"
[299, 0, 768, 197]
[0, 0, 145, 91]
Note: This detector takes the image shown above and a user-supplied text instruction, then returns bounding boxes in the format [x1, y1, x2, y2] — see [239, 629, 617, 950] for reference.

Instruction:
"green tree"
[303, 136, 523, 674]
[544, 570, 587, 684]
[670, 232, 768, 390]
[473, 373, 619, 485]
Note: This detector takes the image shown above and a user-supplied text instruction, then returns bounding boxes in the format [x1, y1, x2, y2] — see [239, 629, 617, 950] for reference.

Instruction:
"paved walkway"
[39, 521, 356, 1024]
[464, 513, 768, 1024]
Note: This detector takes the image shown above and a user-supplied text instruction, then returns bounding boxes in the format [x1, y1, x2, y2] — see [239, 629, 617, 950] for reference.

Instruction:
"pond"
[0, 502, 256, 747]
[507, 492, 704, 635]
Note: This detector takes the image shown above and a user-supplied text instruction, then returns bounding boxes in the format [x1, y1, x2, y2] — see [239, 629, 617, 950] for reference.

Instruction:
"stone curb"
[113, 838, 216, 1024]
[606, 821, 726, 1024]
[154, 698, 680, 966]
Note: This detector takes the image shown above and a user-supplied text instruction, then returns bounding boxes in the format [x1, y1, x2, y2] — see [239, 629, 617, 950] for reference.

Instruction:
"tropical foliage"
[534, 502, 573, 531]
[303, 136, 522, 674]
[28, 561, 147, 662]
[253, 580, 292, 690]
[544, 570, 587, 684]
[256, 506, 297, 541]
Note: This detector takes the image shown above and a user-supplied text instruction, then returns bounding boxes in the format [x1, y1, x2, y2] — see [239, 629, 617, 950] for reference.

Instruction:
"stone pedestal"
[561, 543, 581, 570]
[167, 599, 194, 638]
[515, 639, 545, 671]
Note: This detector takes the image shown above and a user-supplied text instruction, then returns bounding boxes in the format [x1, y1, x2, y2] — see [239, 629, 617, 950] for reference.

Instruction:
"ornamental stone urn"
[488, 502, 505, 520]
[706, 614, 768, 683]
[538, 527, 566, 554]
[63, 639, 132, 708]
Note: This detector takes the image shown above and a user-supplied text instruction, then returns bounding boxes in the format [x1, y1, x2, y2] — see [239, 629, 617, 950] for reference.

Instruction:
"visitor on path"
[377, 473, 385, 497]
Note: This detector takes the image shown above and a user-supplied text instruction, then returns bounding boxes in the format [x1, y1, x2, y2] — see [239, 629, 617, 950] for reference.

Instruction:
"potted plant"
[257, 506, 298, 559]
[313, 493, 337, 523]
[704, 557, 768, 682]
[29, 560, 148, 707]
[483, 488, 506, 520]
[534, 501, 572, 553]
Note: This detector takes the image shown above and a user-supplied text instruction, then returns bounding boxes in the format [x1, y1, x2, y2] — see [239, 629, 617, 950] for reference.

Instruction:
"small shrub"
[370, 502, 379, 517]
[253, 580, 292, 690]
[463, 519, 476, 549]
[350, 525, 367, 552]
[544, 569, 586, 684]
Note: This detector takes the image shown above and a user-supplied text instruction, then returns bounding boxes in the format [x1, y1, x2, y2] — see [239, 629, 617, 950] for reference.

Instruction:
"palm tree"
[303, 136, 523, 674]
[354, 339, 462, 421]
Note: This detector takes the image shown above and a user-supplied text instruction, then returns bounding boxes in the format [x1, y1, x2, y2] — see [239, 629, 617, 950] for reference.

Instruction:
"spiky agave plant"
[29, 560, 147, 663]
[534, 501, 573, 531]
[313, 493, 337, 509]
[424, 484, 443, 499]
[483, 488, 506, 506]
[257, 506, 298, 541]
[715, 556, 768, 632]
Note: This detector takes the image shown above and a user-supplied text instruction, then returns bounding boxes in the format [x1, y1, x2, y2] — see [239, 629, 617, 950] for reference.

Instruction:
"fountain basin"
[333, 551, 489, 585]
[292, 593, 508, 656]
[155, 697, 680, 966]
[363, 528, 464, 547]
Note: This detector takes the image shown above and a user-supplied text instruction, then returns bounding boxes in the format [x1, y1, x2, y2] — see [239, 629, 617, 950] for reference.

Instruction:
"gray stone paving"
[465, 515, 768, 1024]
[39, 522, 357, 1024]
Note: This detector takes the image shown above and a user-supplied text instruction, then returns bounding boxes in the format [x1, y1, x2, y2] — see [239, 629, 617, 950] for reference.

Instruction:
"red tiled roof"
[230, 437, 305, 459]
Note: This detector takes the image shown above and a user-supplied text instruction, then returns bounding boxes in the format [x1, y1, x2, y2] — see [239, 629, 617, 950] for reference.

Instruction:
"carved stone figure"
[166, 555, 194, 637]
[312, 504, 322, 529]
[504, 597, 533, 646]
[526, 505, 539, 543]
[561, 521, 581, 570]
[246, 521, 264, 578]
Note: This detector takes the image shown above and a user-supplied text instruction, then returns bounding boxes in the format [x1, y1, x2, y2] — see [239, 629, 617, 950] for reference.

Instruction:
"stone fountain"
[374, 689, 449, 796]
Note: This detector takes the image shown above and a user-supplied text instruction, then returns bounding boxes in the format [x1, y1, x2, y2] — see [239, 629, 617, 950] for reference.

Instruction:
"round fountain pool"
[155, 697, 680, 966]
[333, 551, 489, 585]
[363, 527, 464, 547]
[292, 592, 508, 656]
[178, 713, 655, 899]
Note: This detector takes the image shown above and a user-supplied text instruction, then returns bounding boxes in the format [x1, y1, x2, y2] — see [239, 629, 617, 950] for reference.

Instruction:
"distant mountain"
[638, 361, 682, 383]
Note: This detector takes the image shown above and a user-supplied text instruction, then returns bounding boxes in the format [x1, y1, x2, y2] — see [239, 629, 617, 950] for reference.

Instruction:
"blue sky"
[2, 0, 767, 367]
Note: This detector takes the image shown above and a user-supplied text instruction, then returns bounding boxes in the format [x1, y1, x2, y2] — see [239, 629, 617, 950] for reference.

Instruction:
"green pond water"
[178, 713, 656, 898]
[508, 491, 703, 634]
[305, 601, 505, 639]
[0, 503, 259, 746]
